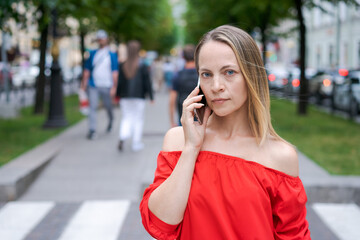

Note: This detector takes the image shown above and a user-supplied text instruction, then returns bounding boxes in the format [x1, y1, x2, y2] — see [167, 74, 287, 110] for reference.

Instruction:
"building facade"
[305, 1, 360, 70]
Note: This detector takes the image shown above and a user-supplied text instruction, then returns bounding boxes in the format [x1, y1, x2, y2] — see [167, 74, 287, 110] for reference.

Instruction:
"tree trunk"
[260, 4, 271, 66]
[33, 6, 48, 114]
[295, 0, 308, 115]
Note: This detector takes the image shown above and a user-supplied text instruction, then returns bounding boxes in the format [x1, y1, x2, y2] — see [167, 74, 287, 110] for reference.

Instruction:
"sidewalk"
[0, 91, 360, 204]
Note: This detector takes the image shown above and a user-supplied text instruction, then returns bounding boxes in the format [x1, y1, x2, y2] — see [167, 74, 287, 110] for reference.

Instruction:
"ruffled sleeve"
[139, 151, 182, 240]
[272, 176, 311, 240]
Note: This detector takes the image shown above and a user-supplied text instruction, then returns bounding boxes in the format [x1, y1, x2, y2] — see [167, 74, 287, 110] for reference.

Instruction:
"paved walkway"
[1, 90, 360, 240]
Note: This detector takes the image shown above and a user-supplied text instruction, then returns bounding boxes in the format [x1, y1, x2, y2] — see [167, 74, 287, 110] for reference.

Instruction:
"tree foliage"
[1, 0, 177, 114]
[185, 0, 292, 43]
[84, 0, 176, 53]
[2, 0, 177, 55]
[185, 0, 293, 63]
[0, 1, 29, 32]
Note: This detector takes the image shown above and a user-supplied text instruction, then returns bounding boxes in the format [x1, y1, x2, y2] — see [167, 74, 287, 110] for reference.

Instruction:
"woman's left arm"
[272, 178, 311, 240]
[270, 143, 311, 239]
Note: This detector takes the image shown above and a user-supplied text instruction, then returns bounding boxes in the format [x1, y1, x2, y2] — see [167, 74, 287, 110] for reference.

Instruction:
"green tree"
[30, 0, 55, 114]
[59, 0, 97, 72]
[0, 1, 23, 90]
[0, 1, 28, 32]
[29, 0, 91, 114]
[3, 0, 177, 115]
[88, 0, 176, 53]
[185, 0, 292, 65]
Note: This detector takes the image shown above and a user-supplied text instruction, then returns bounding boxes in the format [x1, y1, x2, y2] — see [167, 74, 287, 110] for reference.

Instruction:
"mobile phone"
[194, 78, 207, 124]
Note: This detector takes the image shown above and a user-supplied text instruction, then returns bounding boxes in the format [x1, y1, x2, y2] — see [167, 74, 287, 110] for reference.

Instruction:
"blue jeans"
[88, 87, 113, 131]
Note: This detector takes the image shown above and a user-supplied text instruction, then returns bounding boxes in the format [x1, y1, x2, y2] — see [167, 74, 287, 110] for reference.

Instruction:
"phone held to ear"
[194, 78, 207, 125]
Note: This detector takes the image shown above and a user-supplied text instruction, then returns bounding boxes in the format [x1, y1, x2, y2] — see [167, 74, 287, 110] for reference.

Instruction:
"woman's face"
[198, 40, 248, 117]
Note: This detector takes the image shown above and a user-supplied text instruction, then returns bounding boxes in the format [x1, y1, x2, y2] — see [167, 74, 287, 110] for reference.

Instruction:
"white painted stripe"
[312, 203, 360, 240]
[0, 201, 54, 240]
[58, 200, 130, 240]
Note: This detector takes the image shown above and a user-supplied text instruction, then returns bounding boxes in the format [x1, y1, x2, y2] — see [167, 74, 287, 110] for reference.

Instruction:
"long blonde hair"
[195, 25, 281, 145]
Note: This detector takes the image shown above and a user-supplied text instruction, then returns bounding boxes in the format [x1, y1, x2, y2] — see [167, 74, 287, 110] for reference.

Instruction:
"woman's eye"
[201, 72, 211, 78]
[226, 70, 235, 75]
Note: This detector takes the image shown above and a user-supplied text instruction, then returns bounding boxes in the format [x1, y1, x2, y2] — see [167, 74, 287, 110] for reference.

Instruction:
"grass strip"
[0, 95, 84, 166]
[271, 97, 360, 175]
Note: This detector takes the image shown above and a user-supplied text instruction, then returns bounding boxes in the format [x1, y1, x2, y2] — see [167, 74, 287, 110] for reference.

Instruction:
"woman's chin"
[212, 110, 230, 117]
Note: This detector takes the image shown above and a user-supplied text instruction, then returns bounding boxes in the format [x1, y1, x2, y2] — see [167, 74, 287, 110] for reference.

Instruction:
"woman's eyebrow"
[200, 64, 238, 72]
[220, 64, 238, 71]
[199, 67, 211, 72]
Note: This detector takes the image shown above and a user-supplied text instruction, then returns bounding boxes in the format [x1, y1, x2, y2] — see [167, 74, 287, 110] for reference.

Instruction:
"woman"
[116, 40, 154, 152]
[140, 25, 310, 239]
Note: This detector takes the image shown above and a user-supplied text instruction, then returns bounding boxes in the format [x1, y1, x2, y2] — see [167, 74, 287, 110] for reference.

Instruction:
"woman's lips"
[212, 98, 229, 104]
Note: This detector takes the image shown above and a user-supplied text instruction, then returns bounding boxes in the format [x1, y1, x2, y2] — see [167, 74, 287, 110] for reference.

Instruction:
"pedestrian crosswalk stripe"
[312, 203, 360, 240]
[5, 200, 358, 240]
[0, 201, 54, 240]
[58, 200, 130, 240]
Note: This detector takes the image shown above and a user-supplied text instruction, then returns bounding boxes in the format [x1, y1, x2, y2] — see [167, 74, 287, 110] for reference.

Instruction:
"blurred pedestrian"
[151, 56, 164, 92]
[116, 40, 154, 152]
[169, 44, 198, 127]
[81, 30, 118, 140]
[140, 25, 310, 239]
[163, 57, 175, 90]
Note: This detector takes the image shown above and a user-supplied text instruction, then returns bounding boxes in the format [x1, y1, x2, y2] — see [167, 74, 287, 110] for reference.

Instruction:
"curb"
[298, 151, 360, 204]
[306, 185, 360, 205]
[304, 176, 360, 205]
[0, 117, 86, 202]
[0, 137, 61, 201]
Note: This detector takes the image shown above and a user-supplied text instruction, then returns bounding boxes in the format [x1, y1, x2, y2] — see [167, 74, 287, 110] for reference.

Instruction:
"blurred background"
[1, 0, 360, 240]
[1, 0, 360, 116]
[1, 0, 358, 171]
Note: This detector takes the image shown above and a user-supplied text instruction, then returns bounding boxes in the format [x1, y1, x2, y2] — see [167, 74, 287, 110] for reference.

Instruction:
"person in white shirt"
[81, 30, 119, 140]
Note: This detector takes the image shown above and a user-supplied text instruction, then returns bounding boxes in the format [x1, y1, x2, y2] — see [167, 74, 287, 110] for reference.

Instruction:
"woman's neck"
[207, 108, 252, 139]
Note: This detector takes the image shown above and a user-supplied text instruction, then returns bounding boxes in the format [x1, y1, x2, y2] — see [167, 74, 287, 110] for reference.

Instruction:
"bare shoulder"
[162, 127, 185, 151]
[266, 138, 299, 177]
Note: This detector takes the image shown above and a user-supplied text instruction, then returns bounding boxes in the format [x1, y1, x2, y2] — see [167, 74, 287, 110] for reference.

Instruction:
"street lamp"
[43, 9, 68, 128]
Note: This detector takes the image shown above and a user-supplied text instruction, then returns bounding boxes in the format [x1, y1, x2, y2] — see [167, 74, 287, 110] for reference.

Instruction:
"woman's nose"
[211, 75, 225, 92]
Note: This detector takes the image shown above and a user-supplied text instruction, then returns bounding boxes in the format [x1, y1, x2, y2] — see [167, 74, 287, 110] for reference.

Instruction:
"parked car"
[332, 70, 360, 117]
[308, 69, 346, 105]
[11, 64, 39, 88]
[267, 64, 289, 90]
[284, 67, 316, 96]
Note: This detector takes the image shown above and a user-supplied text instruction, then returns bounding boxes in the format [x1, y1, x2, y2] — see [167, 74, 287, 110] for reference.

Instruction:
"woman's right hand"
[180, 87, 211, 151]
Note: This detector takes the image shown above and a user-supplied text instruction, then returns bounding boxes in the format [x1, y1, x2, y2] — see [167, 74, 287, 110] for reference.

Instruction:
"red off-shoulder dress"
[140, 151, 311, 240]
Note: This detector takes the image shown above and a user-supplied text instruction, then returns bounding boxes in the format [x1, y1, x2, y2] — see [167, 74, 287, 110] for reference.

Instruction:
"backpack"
[176, 68, 198, 115]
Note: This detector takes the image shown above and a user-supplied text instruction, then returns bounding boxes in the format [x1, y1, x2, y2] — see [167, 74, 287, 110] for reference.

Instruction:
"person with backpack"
[81, 30, 118, 140]
[169, 44, 198, 127]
